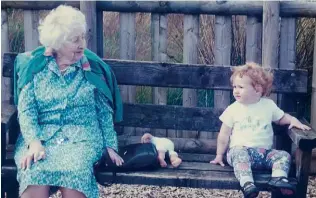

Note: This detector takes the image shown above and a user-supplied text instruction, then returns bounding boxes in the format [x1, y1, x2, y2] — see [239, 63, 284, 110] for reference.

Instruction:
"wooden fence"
[1, 1, 316, 171]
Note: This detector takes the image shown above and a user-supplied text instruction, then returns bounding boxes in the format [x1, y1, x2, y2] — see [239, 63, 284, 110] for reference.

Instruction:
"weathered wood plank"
[2, 53, 308, 93]
[214, 16, 232, 109]
[120, 13, 136, 136]
[262, 2, 280, 105]
[96, 168, 291, 190]
[182, 14, 199, 138]
[151, 13, 167, 137]
[287, 120, 316, 151]
[3, 1, 316, 17]
[23, 10, 40, 51]
[1, 10, 11, 103]
[80, 1, 97, 53]
[96, 10, 103, 57]
[295, 148, 312, 198]
[1, 101, 17, 130]
[246, 16, 262, 63]
[116, 103, 223, 133]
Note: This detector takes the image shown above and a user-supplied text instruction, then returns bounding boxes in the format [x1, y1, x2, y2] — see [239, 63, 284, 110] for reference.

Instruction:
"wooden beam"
[116, 104, 223, 132]
[246, 16, 262, 63]
[3, 1, 316, 17]
[182, 14, 199, 138]
[214, 15, 232, 109]
[1, 10, 11, 103]
[23, 10, 40, 51]
[119, 12, 136, 136]
[151, 13, 167, 137]
[80, 2, 97, 53]
[312, 26, 316, 130]
[3, 53, 309, 93]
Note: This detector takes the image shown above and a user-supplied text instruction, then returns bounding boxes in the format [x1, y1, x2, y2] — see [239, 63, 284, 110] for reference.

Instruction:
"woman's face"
[57, 32, 86, 64]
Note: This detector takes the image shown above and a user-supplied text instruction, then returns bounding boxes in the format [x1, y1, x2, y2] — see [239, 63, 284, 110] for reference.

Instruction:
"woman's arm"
[95, 90, 118, 151]
[18, 82, 41, 146]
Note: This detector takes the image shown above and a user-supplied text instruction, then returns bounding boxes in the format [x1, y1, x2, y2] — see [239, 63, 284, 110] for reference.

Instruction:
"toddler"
[141, 133, 182, 168]
[210, 63, 311, 198]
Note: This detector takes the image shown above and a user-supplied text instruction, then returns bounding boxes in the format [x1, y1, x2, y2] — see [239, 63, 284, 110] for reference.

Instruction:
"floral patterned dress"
[14, 55, 118, 198]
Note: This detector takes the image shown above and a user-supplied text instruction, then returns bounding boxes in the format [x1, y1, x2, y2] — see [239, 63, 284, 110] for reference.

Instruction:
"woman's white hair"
[38, 5, 86, 50]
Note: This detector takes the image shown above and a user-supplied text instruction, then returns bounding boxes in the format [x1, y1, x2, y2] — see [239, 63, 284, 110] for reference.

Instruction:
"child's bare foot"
[170, 157, 182, 168]
[158, 157, 167, 167]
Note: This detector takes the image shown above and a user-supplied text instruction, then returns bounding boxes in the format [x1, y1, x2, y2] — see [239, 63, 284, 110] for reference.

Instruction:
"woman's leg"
[21, 185, 49, 198]
[60, 187, 87, 198]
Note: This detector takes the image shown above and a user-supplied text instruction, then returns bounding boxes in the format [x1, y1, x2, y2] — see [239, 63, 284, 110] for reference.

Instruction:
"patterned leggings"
[227, 146, 291, 187]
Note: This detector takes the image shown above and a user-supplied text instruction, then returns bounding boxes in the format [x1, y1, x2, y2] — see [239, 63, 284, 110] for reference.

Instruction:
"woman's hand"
[21, 140, 45, 170]
[210, 154, 225, 167]
[107, 147, 124, 166]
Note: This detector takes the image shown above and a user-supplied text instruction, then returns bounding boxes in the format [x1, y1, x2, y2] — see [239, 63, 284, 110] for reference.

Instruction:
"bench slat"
[96, 168, 279, 190]
[116, 103, 222, 132]
[3, 53, 308, 93]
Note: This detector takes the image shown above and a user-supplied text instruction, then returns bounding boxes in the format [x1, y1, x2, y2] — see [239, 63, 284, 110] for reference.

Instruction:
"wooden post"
[312, 25, 316, 132]
[1, 9, 11, 103]
[96, 10, 104, 57]
[295, 149, 312, 198]
[80, 1, 97, 53]
[277, 18, 296, 154]
[214, 16, 232, 107]
[262, 3, 281, 197]
[246, 16, 262, 64]
[311, 23, 316, 174]
[262, 2, 280, 104]
[151, 13, 167, 137]
[23, 10, 40, 51]
[120, 13, 136, 136]
[181, 14, 199, 138]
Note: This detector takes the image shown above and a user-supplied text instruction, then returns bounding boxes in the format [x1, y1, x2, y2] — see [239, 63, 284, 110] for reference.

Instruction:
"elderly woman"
[14, 5, 123, 198]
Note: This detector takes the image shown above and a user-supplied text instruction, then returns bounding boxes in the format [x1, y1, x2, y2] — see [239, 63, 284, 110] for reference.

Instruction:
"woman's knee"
[21, 185, 49, 198]
[60, 187, 87, 198]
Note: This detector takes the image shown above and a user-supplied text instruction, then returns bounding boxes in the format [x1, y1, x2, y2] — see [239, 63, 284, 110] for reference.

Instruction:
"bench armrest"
[287, 119, 316, 151]
[1, 101, 17, 166]
[1, 101, 17, 132]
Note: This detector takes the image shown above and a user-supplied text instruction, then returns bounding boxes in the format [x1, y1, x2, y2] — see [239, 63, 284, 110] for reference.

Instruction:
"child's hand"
[210, 154, 225, 167]
[289, 117, 311, 130]
[21, 140, 45, 170]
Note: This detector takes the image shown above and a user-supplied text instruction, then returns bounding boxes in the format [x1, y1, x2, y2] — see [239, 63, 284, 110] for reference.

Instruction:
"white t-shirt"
[219, 98, 284, 150]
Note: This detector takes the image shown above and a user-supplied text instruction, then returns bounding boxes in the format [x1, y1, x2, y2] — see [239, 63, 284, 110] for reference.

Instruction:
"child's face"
[232, 75, 261, 104]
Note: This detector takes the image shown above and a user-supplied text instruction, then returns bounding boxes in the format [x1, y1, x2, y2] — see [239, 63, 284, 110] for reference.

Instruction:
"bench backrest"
[2, 53, 308, 153]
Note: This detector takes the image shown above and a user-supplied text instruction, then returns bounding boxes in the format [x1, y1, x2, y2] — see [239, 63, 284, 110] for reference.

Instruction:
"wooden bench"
[2, 53, 316, 198]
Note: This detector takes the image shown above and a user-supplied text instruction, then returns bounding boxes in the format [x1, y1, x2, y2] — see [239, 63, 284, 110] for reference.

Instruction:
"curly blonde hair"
[230, 62, 274, 96]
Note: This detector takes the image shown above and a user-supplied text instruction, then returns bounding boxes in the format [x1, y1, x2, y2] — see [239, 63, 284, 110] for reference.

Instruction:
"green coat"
[14, 46, 123, 122]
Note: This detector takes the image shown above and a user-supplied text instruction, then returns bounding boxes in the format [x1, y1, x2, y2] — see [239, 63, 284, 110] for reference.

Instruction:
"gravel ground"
[50, 176, 316, 198]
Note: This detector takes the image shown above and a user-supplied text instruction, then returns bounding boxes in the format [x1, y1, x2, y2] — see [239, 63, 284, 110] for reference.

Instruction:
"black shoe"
[267, 177, 296, 196]
[241, 182, 259, 198]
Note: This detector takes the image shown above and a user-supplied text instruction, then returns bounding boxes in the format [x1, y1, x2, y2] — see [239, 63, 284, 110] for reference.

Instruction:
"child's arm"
[276, 113, 311, 130]
[210, 123, 232, 166]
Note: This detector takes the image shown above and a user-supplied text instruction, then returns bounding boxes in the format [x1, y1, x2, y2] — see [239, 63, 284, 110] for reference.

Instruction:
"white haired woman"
[14, 5, 123, 198]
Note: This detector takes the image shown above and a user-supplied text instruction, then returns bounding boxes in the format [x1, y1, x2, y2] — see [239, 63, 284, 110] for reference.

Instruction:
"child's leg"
[227, 146, 254, 187]
[158, 150, 167, 167]
[265, 149, 291, 177]
[265, 149, 294, 195]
